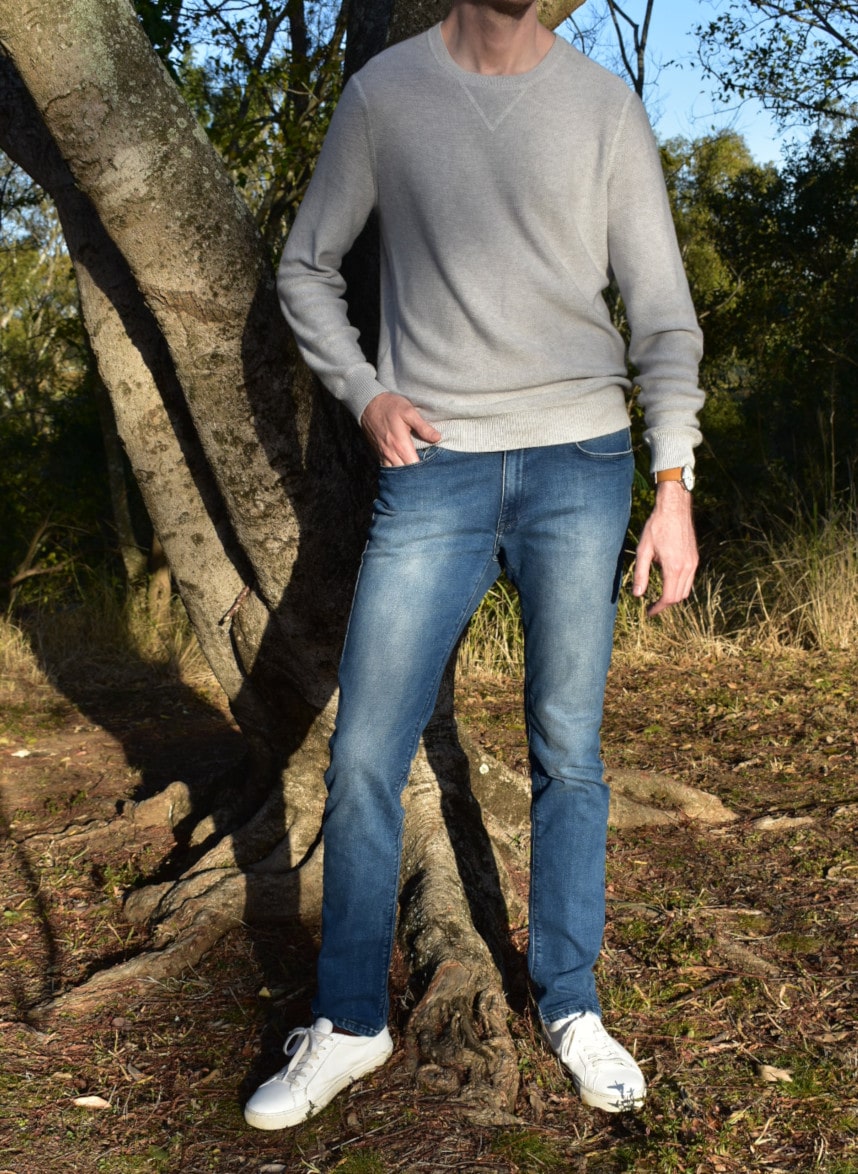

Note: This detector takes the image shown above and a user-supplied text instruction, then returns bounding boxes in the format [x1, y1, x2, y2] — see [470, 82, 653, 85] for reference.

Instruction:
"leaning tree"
[0, 0, 733, 1121]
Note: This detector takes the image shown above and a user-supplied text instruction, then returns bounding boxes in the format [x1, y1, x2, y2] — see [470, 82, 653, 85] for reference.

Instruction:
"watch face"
[681, 466, 695, 491]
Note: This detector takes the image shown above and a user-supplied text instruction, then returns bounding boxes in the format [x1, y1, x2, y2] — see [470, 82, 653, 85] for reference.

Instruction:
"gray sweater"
[278, 23, 704, 470]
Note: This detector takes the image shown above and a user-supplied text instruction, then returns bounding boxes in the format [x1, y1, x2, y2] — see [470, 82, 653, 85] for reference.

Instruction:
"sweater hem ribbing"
[413, 394, 631, 453]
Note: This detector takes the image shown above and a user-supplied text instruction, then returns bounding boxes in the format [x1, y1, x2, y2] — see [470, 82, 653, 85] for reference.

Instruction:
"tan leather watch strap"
[655, 467, 683, 483]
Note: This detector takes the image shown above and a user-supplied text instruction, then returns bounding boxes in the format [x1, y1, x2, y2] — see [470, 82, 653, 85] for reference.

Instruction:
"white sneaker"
[544, 1011, 646, 1113]
[244, 1018, 393, 1130]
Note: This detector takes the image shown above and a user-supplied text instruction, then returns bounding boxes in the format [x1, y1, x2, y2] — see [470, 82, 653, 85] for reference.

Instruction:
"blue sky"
[559, 0, 808, 163]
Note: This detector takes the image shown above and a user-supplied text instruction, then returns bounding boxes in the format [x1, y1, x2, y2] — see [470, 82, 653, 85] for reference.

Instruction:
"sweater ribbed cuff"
[342, 370, 390, 424]
[645, 429, 699, 475]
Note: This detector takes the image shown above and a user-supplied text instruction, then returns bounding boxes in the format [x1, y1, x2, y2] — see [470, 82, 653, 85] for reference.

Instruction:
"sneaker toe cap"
[244, 1080, 307, 1129]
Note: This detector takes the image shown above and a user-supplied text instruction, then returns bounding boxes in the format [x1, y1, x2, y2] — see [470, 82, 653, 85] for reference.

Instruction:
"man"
[244, 0, 702, 1130]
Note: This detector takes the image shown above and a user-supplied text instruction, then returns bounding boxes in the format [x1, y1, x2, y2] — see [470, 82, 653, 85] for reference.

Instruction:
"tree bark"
[92, 375, 149, 585]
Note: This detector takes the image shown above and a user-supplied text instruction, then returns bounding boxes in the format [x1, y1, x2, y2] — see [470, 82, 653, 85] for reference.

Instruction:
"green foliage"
[133, 0, 187, 69]
[696, 0, 858, 128]
[659, 125, 858, 534]
[0, 162, 112, 604]
[719, 130, 858, 512]
[490, 1129, 566, 1170]
[2, 3, 349, 606]
[131, 0, 346, 248]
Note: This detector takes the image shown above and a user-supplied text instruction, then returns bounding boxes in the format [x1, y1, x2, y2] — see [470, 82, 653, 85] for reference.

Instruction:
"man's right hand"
[361, 391, 442, 466]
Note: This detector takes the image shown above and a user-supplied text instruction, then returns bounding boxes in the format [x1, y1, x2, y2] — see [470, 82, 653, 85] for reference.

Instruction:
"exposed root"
[31, 886, 236, 1022]
[606, 769, 738, 827]
[398, 746, 522, 1121]
[31, 847, 323, 1022]
[407, 960, 521, 1124]
[125, 721, 331, 870]
[466, 727, 737, 830]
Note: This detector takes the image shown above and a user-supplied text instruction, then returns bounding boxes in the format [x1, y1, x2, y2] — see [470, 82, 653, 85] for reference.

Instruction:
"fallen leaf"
[757, 1064, 793, 1083]
[528, 1087, 545, 1122]
[814, 1031, 849, 1044]
[73, 1095, 111, 1109]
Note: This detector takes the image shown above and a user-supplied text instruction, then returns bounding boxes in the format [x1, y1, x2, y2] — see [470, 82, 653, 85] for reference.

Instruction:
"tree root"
[31, 882, 238, 1022]
[407, 961, 521, 1124]
[28, 722, 331, 1023]
[398, 748, 523, 1122]
[465, 727, 737, 830]
[31, 850, 324, 1023]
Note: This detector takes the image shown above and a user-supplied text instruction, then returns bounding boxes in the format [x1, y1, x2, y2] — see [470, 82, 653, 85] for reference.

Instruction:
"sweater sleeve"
[277, 77, 385, 423]
[607, 92, 704, 472]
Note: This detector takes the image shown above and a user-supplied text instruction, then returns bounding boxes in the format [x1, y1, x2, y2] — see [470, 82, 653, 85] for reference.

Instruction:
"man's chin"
[477, 0, 537, 16]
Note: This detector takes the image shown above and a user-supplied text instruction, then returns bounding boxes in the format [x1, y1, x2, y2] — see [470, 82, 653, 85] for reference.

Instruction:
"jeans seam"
[373, 814, 403, 1029]
[529, 802, 542, 985]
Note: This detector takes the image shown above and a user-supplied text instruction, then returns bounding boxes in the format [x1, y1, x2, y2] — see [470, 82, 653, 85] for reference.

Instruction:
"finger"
[380, 428, 420, 467]
[647, 560, 697, 616]
[405, 409, 442, 445]
[647, 595, 678, 617]
[676, 565, 696, 603]
[669, 556, 698, 604]
[646, 573, 681, 616]
[632, 547, 652, 599]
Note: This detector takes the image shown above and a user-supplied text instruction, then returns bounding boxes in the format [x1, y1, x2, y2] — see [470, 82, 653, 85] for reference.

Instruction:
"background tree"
[656, 122, 858, 532]
[715, 127, 858, 506]
[567, 0, 656, 99]
[0, 162, 113, 599]
[696, 1, 858, 127]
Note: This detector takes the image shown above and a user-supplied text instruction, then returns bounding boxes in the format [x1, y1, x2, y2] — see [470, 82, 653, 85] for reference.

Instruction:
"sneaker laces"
[275, 1025, 333, 1085]
[565, 1014, 627, 1067]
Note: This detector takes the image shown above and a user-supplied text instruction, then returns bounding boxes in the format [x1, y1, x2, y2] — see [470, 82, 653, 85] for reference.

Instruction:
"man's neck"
[440, 1, 554, 76]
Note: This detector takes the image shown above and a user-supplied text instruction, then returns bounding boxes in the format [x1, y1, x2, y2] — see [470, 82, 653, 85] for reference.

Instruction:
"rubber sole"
[574, 1075, 646, 1114]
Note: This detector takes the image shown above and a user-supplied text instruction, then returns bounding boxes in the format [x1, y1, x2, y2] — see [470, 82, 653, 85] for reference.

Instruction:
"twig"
[219, 585, 251, 625]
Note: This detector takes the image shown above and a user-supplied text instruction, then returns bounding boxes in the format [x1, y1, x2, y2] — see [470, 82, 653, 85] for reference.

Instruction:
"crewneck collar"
[427, 21, 562, 86]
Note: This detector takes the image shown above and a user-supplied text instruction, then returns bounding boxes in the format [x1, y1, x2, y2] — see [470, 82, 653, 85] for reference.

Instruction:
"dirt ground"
[1, 646, 856, 1173]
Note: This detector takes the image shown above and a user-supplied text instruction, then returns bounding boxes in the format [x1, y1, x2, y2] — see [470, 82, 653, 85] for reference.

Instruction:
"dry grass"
[2, 582, 214, 698]
[748, 509, 858, 651]
[460, 509, 858, 673]
[0, 611, 50, 689]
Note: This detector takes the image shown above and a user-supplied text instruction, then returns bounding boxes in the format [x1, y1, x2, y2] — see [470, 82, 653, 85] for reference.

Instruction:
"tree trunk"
[92, 375, 149, 585]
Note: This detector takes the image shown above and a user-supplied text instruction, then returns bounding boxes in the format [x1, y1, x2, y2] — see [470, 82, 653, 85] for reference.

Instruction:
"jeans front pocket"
[572, 428, 633, 460]
[378, 444, 442, 473]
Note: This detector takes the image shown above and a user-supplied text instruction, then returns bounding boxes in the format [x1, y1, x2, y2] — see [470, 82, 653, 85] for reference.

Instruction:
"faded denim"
[313, 431, 633, 1034]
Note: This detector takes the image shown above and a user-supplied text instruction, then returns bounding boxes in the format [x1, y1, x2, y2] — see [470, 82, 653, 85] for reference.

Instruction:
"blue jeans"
[313, 432, 633, 1035]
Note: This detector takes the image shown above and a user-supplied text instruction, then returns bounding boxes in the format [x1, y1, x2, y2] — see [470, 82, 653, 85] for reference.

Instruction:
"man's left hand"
[632, 481, 698, 617]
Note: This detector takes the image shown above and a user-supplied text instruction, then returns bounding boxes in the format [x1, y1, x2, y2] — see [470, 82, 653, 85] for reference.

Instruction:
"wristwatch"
[654, 465, 695, 491]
